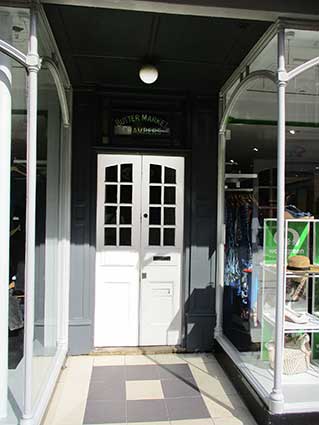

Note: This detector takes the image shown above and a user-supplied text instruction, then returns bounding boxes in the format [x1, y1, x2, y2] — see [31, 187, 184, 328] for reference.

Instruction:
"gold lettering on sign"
[114, 113, 170, 136]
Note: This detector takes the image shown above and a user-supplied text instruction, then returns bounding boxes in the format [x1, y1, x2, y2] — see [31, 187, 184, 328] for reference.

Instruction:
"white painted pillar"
[21, 9, 40, 424]
[57, 89, 72, 349]
[0, 12, 12, 420]
[44, 95, 60, 348]
[269, 28, 286, 415]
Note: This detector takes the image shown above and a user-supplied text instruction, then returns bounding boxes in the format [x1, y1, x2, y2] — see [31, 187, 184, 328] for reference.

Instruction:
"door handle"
[142, 272, 147, 279]
[143, 213, 148, 218]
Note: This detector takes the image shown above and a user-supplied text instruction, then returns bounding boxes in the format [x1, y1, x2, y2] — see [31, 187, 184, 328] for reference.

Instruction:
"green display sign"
[264, 219, 309, 265]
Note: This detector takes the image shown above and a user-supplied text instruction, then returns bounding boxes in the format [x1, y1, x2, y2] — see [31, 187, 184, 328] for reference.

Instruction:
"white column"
[21, 9, 40, 424]
[44, 96, 60, 348]
[0, 12, 12, 420]
[269, 28, 286, 414]
[57, 89, 72, 348]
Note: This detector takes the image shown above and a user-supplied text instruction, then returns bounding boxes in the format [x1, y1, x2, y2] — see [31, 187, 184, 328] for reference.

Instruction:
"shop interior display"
[223, 173, 260, 351]
[267, 333, 311, 375]
[8, 162, 27, 369]
[218, 25, 319, 414]
[8, 112, 48, 369]
[223, 159, 319, 374]
[224, 186, 319, 373]
[261, 219, 319, 374]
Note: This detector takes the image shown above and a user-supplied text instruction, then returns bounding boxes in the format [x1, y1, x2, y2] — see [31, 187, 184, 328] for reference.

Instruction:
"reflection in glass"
[121, 163, 132, 182]
[223, 78, 277, 372]
[105, 206, 117, 224]
[120, 206, 132, 224]
[9, 68, 28, 380]
[0, 7, 30, 54]
[284, 29, 319, 72]
[105, 165, 118, 182]
[31, 62, 63, 405]
[222, 27, 319, 411]
[258, 169, 270, 186]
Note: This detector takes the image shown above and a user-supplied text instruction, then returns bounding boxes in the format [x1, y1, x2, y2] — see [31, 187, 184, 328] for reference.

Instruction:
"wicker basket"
[267, 334, 311, 375]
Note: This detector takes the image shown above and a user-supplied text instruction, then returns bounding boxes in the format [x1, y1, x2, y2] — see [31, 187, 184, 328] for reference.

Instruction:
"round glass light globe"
[139, 65, 159, 84]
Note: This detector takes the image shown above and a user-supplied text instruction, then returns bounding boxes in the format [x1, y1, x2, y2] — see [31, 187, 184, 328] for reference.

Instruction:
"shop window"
[284, 29, 319, 72]
[223, 77, 277, 355]
[221, 34, 319, 410]
[9, 69, 28, 372]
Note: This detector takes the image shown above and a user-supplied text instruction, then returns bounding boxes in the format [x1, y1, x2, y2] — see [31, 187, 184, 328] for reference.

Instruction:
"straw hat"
[287, 255, 319, 273]
[284, 211, 294, 219]
[284, 210, 314, 220]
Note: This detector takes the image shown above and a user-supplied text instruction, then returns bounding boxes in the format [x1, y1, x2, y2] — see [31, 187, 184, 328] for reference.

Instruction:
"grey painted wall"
[68, 90, 218, 354]
[184, 99, 218, 351]
[69, 92, 97, 354]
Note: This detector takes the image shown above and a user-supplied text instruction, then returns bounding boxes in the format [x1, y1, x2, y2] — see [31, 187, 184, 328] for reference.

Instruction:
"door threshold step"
[90, 345, 186, 355]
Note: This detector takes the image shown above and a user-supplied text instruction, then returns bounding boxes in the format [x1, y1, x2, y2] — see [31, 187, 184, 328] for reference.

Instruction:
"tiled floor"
[42, 353, 258, 425]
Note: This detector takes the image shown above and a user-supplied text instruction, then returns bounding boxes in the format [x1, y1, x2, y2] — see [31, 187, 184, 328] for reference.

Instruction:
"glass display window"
[0, 5, 71, 425]
[218, 21, 319, 416]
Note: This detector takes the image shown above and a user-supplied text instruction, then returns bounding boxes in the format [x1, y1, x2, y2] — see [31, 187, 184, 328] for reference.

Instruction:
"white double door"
[94, 154, 184, 347]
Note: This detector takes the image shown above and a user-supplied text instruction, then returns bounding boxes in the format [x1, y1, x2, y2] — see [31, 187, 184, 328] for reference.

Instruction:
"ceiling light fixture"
[139, 64, 159, 84]
[289, 129, 296, 135]
[253, 147, 259, 152]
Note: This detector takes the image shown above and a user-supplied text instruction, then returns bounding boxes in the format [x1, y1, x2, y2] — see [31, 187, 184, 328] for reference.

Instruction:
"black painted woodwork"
[44, 5, 270, 93]
[69, 89, 218, 353]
